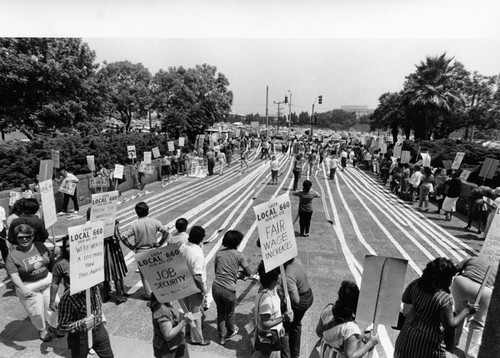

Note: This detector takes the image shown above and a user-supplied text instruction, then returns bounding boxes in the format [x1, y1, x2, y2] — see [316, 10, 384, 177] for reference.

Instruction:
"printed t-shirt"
[213, 249, 249, 292]
[5, 242, 51, 282]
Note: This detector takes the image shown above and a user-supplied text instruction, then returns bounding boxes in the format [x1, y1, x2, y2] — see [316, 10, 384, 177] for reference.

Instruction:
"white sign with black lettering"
[39, 180, 57, 228]
[90, 191, 119, 238]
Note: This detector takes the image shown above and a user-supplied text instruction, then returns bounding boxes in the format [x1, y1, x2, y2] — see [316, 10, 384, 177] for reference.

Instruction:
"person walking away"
[150, 293, 193, 358]
[280, 257, 314, 358]
[168, 218, 189, 246]
[161, 154, 172, 184]
[330, 154, 339, 180]
[58, 285, 114, 358]
[418, 166, 434, 212]
[433, 168, 449, 214]
[292, 154, 305, 191]
[270, 155, 279, 185]
[120, 202, 169, 300]
[57, 167, 79, 215]
[316, 280, 379, 358]
[6, 224, 58, 342]
[442, 171, 462, 221]
[292, 180, 320, 237]
[212, 231, 251, 345]
[452, 257, 497, 358]
[8, 198, 49, 245]
[340, 150, 348, 171]
[217, 150, 227, 175]
[252, 261, 293, 358]
[240, 147, 249, 172]
[206, 147, 216, 176]
[179, 226, 210, 346]
[394, 257, 478, 358]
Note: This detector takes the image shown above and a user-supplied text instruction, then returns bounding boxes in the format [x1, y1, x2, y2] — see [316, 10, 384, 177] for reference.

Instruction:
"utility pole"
[311, 103, 315, 138]
[265, 86, 269, 138]
[288, 90, 292, 138]
[273, 100, 285, 133]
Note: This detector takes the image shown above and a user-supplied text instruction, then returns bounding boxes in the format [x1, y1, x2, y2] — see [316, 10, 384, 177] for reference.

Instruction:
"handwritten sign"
[451, 152, 465, 170]
[89, 177, 109, 188]
[39, 160, 54, 182]
[113, 164, 124, 179]
[421, 153, 431, 167]
[90, 191, 119, 238]
[39, 180, 57, 228]
[127, 145, 137, 159]
[59, 181, 77, 196]
[356, 255, 408, 327]
[253, 193, 298, 272]
[86, 155, 95, 172]
[144, 151, 152, 164]
[136, 244, 198, 303]
[51, 149, 60, 169]
[152, 147, 161, 158]
[479, 207, 500, 265]
[178, 137, 185, 147]
[69, 221, 105, 295]
[401, 151, 411, 164]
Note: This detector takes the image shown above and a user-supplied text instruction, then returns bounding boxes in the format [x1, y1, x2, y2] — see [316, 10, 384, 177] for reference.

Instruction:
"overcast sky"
[3, 0, 500, 116]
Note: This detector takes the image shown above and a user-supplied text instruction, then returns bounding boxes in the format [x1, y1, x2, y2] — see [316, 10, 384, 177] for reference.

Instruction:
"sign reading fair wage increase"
[254, 194, 298, 272]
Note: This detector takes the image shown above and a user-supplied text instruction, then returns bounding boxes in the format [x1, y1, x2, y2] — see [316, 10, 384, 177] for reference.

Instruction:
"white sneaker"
[57, 212, 66, 216]
[74, 210, 79, 214]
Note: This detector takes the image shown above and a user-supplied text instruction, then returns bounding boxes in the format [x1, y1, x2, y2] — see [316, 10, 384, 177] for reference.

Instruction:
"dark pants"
[207, 158, 215, 175]
[212, 283, 237, 338]
[62, 190, 79, 212]
[282, 289, 314, 358]
[329, 167, 336, 180]
[298, 211, 312, 235]
[292, 170, 301, 191]
[67, 323, 114, 358]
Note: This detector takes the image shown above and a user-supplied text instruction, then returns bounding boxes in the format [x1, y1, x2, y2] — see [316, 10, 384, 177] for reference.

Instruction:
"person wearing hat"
[120, 202, 170, 300]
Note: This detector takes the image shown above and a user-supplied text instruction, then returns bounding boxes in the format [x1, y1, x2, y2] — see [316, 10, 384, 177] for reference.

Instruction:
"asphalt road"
[0, 147, 483, 358]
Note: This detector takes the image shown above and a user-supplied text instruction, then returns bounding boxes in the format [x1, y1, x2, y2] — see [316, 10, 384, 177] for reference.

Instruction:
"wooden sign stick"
[50, 227, 57, 255]
[279, 265, 292, 313]
[178, 299, 203, 342]
[86, 289, 94, 350]
[475, 266, 491, 305]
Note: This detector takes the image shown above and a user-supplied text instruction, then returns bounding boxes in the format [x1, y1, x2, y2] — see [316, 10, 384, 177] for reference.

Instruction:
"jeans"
[67, 323, 114, 358]
[62, 190, 79, 212]
[292, 170, 301, 191]
[298, 211, 313, 235]
[212, 283, 237, 338]
[281, 289, 314, 358]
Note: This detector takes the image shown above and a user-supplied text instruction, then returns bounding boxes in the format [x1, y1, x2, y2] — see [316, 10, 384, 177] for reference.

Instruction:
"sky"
[2, 0, 500, 117]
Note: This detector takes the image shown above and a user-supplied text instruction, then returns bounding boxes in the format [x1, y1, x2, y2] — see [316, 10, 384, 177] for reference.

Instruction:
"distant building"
[340, 105, 374, 119]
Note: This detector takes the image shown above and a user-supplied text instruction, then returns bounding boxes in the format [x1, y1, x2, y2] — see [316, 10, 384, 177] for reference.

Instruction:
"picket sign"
[127, 145, 137, 159]
[451, 152, 465, 170]
[477, 205, 500, 303]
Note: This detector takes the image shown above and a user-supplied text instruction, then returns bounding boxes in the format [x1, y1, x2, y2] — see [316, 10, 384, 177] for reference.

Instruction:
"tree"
[96, 61, 152, 132]
[402, 53, 463, 140]
[0, 38, 103, 138]
[298, 111, 310, 126]
[152, 64, 233, 142]
[370, 92, 408, 144]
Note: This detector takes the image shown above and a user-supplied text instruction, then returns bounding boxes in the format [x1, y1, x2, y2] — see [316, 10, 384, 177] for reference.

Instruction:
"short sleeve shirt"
[121, 217, 166, 248]
[255, 288, 283, 332]
[213, 249, 249, 292]
[180, 242, 205, 283]
[6, 242, 51, 282]
[52, 257, 71, 291]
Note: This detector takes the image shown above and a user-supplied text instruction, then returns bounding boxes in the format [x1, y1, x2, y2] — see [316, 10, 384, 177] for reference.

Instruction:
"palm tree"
[402, 53, 463, 140]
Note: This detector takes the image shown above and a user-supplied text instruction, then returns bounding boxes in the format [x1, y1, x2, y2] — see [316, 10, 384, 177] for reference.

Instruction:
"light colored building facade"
[340, 105, 374, 119]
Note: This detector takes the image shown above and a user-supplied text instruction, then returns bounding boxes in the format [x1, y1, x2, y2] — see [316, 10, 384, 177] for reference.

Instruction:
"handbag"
[254, 291, 283, 353]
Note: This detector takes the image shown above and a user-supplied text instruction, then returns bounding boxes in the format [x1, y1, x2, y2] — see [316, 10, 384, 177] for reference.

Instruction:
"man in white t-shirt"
[168, 218, 189, 246]
[409, 165, 423, 203]
[180, 226, 210, 346]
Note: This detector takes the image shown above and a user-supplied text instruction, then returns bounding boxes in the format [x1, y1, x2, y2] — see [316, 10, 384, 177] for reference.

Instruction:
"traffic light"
[318, 95, 323, 104]
[284, 96, 288, 104]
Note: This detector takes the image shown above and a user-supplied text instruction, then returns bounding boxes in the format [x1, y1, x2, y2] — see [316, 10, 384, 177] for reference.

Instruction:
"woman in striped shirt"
[394, 258, 478, 358]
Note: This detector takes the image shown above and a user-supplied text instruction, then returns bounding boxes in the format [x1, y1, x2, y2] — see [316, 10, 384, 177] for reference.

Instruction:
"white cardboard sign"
[59, 181, 77, 196]
[69, 221, 105, 295]
[178, 137, 185, 147]
[479, 207, 500, 265]
[421, 153, 431, 167]
[144, 151, 152, 164]
[51, 149, 60, 169]
[136, 244, 199, 303]
[39, 180, 57, 229]
[168, 141, 175, 152]
[152, 147, 161, 158]
[86, 155, 96, 172]
[113, 164, 124, 179]
[253, 193, 298, 272]
[90, 191, 119, 238]
[451, 152, 465, 170]
[127, 145, 137, 159]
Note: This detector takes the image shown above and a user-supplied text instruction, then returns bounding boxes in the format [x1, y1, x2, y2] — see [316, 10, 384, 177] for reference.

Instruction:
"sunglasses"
[17, 235, 34, 240]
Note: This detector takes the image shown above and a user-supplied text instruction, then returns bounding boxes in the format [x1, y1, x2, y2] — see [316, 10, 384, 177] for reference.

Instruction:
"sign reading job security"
[69, 221, 105, 295]
[253, 193, 298, 272]
[136, 244, 198, 303]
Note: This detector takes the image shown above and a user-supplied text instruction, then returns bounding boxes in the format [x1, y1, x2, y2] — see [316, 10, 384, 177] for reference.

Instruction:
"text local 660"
[254, 194, 297, 272]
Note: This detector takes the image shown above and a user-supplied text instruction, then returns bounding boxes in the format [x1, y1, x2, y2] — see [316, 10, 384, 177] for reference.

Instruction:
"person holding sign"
[252, 261, 293, 358]
[394, 258, 478, 358]
[441, 171, 462, 221]
[5, 224, 58, 342]
[315, 281, 379, 358]
[179, 226, 210, 346]
[150, 293, 193, 358]
[451, 257, 498, 358]
[293, 180, 321, 237]
[58, 285, 114, 358]
[120, 202, 170, 300]
[57, 168, 80, 215]
[212, 230, 252, 345]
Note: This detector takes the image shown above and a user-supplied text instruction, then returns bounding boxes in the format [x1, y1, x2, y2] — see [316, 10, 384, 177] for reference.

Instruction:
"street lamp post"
[288, 90, 292, 137]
